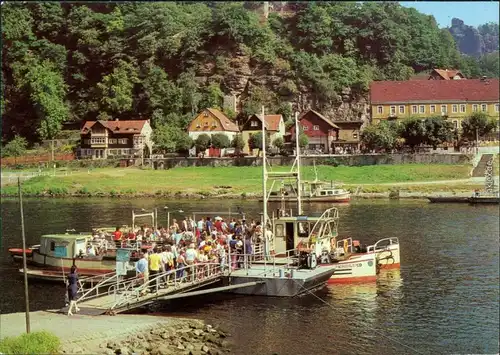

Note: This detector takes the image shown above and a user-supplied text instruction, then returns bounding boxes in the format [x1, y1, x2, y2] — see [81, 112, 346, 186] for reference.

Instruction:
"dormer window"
[251, 121, 258, 127]
[203, 112, 209, 117]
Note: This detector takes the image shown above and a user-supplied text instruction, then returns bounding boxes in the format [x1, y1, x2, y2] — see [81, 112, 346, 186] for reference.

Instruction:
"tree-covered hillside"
[1, 2, 498, 145]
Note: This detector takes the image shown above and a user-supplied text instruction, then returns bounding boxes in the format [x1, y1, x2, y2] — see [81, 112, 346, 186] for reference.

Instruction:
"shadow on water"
[1, 198, 499, 354]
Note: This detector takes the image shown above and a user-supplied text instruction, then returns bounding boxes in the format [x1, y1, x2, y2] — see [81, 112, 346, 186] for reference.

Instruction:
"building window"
[399, 106, 405, 114]
[353, 133, 358, 140]
[472, 104, 478, 112]
[203, 112, 209, 117]
[377, 106, 383, 114]
[419, 105, 425, 114]
[250, 121, 258, 127]
[412, 105, 417, 114]
[441, 105, 447, 113]
[212, 121, 217, 127]
[481, 104, 487, 112]
[196, 123, 201, 128]
[390, 106, 396, 115]
[302, 125, 309, 131]
[108, 139, 117, 144]
[495, 104, 499, 112]
[460, 104, 466, 113]
[452, 120, 459, 129]
[118, 138, 128, 144]
[313, 125, 320, 131]
[430, 105, 436, 113]
[84, 139, 90, 145]
[452, 105, 458, 113]
[90, 137, 106, 144]
[204, 121, 209, 126]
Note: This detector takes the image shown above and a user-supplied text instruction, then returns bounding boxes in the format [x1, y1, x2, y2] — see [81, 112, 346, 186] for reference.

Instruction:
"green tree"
[273, 136, 285, 149]
[231, 134, 245, 153]
[423, 116, 454, 148]
[211, 133, 230, 149]
[3, 135, 28, 163]
[248, 132, 270, 156]
[461, 112, 497, 141]
[360, 121, 399, 152]
[298, 133, 309, 149]
[23, 59, 69, 140]
[153, 124, 193, 153]
[97, 60, 139, 115]
[201, 83, 224, 109]
[195, 134, 211, 156]
[400, 117, 426, 150]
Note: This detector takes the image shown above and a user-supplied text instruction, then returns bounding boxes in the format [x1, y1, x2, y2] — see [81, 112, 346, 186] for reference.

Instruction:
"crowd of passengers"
[87, 216, 271, 292]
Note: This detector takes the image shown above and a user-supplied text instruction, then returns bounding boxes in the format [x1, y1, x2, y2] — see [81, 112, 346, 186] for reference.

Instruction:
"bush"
[0, 331, 61, 354]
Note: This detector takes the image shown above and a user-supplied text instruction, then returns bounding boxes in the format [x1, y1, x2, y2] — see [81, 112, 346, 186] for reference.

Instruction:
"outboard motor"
[306, 252, 317, 269]
[297, 251, 309, 269]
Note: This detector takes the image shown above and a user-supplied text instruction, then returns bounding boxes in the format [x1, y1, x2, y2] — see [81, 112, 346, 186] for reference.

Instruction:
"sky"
[399, 1, 500, 28]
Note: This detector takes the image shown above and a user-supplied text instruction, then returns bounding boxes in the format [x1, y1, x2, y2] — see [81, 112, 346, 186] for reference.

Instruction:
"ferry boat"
[257, 112, 400, 283]
[11, 232, 140, 282]
[263, 162, 351, 203]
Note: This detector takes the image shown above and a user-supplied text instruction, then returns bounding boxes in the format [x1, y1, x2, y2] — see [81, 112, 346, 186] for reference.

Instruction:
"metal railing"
[110, 262, 225, 310]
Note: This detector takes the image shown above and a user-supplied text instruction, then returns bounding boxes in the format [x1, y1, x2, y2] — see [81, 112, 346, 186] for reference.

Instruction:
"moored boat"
[427, 196, 469, 203]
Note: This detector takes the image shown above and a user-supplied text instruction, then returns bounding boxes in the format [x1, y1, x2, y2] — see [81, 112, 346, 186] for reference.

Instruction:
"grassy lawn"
[0, 331, 60, 354]
[1, 164, 472, 197]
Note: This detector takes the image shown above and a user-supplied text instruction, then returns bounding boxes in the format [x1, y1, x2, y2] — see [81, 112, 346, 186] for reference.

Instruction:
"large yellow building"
[370, 78, 500, 130]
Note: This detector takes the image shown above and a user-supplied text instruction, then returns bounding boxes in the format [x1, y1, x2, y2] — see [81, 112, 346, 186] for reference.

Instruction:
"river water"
[1, 198, 498, 354]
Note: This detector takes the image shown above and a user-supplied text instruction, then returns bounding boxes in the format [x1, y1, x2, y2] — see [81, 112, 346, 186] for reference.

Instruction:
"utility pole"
[18, 177, 31, 333]
[475, 127, 479, 155]
[51, 139, 55, 162]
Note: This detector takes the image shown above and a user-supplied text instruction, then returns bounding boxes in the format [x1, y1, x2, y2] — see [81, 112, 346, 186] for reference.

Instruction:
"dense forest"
[1, 2, 499, 146]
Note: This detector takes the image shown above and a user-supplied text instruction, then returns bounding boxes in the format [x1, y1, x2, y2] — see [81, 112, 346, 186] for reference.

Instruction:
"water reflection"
[1, 198, 498, 354]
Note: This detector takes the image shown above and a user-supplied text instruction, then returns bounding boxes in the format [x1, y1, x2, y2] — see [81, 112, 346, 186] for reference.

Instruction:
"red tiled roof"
[432, 68, 463, 80]
[265, 115, 282, 131]
[206, 108, 239, 132]
[300, 110, 340, 129]
[81, 120, 148, 134]
[370, 79, 500, 104]
[249, 114, 283, 131]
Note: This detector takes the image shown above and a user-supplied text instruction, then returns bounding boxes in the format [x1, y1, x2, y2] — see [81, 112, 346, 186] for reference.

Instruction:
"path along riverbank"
[0, 311, 230, 355]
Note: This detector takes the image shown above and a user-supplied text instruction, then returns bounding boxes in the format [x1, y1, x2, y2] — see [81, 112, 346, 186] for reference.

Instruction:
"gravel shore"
[0, 311, 230, 355]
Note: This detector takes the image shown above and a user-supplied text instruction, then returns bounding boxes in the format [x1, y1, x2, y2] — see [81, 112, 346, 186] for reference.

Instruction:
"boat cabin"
[271, 208, 339, 256]
[39, 234, 92, 259]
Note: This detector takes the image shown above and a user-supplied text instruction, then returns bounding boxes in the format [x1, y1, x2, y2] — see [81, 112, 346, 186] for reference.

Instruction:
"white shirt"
[185, 248, 197, 262]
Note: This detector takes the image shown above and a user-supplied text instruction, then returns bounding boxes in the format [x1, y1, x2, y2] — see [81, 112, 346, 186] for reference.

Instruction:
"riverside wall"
[149, 154, 472, 169]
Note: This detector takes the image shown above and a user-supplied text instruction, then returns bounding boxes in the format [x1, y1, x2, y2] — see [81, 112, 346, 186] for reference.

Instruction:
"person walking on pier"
[67, 265, 80, 316]
[148, 248, 161, 293]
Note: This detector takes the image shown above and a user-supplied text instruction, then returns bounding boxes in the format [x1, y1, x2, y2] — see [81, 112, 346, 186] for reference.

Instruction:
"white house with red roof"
[79, 119, 153, 159]
[241, 113, 285, 154]
[187, 108, 240, 156]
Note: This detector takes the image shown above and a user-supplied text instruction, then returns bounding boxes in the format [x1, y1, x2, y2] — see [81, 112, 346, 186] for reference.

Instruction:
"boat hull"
[226, 265, 336, 297]
[468, 197, 500, 204]
[326, 253, 378, 283]
[263, 195, 351, 203]
[31, 250, 117, 274]
[427, 196, 469, 203]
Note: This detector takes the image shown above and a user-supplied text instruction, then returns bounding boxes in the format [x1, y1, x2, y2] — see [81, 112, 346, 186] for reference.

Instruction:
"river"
[1, 198, 498, 354]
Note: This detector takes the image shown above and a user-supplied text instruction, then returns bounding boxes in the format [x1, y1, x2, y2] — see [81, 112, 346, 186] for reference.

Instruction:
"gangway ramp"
[60, 263, 257, 315]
